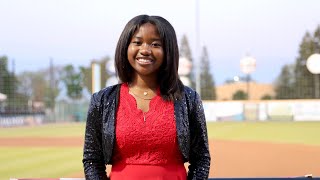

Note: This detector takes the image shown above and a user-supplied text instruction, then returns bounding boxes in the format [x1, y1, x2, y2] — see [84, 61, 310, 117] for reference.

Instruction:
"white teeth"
[137, 59, 152, 63]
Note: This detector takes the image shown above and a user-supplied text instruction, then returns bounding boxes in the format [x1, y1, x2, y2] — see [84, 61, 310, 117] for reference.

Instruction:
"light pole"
[195, 0, 201, 96]
[240, 55, 256, 100]
[306, 53, 320, 99]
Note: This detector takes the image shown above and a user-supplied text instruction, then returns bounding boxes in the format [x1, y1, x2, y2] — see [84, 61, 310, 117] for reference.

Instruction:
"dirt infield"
[1, 137, 319, 178]
[211, 140, 320, 177]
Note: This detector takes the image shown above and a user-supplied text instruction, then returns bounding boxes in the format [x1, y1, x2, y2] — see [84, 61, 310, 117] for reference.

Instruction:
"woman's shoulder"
[182, 85, 195, 93]
[99, 83, 121, 94]
[182, 85, 198, 99]
[91, 83, 121, 103]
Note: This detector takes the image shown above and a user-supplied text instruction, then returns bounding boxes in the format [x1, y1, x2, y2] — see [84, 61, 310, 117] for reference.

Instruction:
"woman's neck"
[130, 75, 158, 91]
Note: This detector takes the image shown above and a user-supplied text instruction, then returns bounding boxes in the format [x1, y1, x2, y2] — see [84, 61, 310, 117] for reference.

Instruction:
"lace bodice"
[112, 84, 184, 165]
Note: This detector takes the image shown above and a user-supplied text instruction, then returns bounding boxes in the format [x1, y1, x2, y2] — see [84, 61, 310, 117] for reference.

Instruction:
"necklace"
[128, 83, 156, 100]
[129, 90, 153, 100]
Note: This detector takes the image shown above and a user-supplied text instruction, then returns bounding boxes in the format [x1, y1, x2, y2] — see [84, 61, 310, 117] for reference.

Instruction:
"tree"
[293, 31, 318, 99]
[17, 66, 61, 111]
[261, 94, 272, 100]
[179, 35, 195, 89]
[17, 71, 33, 99]
[232, 90, 247, 100]
[0, 56, 22, 111]
[275, 64, 295, 99]
[17, 71, 47, 112]
[17, 72, 46, 101]
[276, 25, 320, 99]
[179, 34, 193, 59]
[0, 56, 17, 97]
[80, 66, 92, 93]
[45, 64, 61, 109]
[99, 56, 111, 89]
[200, 46, 216, 100]
[0, 56, 10, 95]
[312, 26, 320, 98]
[62, 65, 83, 100]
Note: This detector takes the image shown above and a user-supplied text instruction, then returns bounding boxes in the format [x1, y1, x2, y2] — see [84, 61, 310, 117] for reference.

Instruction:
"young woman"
[83, 14, 211, 180]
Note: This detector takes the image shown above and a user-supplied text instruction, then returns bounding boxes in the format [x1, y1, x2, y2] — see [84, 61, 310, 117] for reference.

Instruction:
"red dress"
[110, 83, 186, 180]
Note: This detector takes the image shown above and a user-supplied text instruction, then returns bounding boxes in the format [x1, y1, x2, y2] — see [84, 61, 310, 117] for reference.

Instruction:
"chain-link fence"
[0, 56, 91, 127]
[1, 54, 320, 127]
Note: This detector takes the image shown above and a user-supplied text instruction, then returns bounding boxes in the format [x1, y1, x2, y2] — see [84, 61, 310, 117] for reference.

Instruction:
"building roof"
[216, 82, 275, 100]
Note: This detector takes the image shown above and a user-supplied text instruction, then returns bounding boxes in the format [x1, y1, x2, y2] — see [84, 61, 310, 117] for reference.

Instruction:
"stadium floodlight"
[306, 53, 320, 98]
[0, 93, 7, 101]
[240, 55, 256, 100]
[233, 76, 240, 82]
[240, 56, 256, 75]
[306, 53, 320, 74]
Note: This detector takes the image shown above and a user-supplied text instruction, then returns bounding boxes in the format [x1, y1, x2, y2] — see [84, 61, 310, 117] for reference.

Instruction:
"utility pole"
[0, 59, 3, 93]
[50, 58, 54, 106]
[49, 58, 56, 121]
[195, 0, 201, 96]
[12, 59, 16, 112]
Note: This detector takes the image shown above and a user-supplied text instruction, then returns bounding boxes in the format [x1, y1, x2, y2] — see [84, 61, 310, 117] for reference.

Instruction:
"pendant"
[143, 91, 148, 96]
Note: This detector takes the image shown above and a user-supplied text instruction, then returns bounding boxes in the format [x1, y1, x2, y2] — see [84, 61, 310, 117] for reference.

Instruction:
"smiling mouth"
[136, 58, 153, 65]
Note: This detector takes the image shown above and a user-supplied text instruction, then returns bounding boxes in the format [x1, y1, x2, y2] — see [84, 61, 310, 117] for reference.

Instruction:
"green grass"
[0, 123, 85, 138]
[207, 121, 320, 146]
[0, 123, 86, 180]
[0, 147, 83, 180]
[1, 121, 320, 179]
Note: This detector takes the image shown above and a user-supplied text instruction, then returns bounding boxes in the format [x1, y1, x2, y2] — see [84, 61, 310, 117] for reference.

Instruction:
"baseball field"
[0, 121, 319, 179]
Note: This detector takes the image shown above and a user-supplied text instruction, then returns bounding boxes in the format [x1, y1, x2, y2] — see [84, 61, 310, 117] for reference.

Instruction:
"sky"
[1, 0, 320, 85]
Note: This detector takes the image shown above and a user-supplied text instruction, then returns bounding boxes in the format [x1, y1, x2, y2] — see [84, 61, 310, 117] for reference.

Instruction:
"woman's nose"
[139, 43, 151, 55]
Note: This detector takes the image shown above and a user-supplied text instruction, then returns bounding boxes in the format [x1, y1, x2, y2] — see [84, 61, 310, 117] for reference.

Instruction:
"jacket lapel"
[174, 93, 190, 160]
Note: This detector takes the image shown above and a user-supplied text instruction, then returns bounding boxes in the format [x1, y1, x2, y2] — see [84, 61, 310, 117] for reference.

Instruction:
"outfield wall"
[0, 101, 89, 127]
[203, 99, 320, 122]
[1, 100, 320, 127]
[0, 113, 45, 127]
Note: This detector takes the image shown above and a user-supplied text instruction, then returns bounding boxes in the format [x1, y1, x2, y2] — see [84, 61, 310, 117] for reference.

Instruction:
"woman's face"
[127, 22, 164, 78]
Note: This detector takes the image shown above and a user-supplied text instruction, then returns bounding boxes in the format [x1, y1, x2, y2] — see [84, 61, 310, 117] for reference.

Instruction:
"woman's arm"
[187, 91, 211, 180]
[83, 93, 109, 180]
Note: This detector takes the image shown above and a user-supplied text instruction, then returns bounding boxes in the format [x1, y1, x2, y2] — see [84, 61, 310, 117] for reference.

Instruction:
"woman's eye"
[132, 41, 141, 45]
[152, 43, 161, 47]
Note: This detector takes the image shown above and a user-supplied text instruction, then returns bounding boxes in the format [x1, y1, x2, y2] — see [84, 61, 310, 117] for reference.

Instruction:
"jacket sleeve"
[83, 93, 109, 180]
[187, 91, 211, 180]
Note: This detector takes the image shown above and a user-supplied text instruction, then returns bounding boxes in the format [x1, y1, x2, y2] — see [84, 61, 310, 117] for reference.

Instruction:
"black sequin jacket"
[83, 84, 211, 180]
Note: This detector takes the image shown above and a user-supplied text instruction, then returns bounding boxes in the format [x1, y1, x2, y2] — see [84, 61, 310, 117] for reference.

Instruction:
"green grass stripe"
[2, 121, 320, 145]
[0, 123, 86, 138]
[207, 121, 320, 146]
[0, 147, 83, 180]
[0, 147, 43, 162]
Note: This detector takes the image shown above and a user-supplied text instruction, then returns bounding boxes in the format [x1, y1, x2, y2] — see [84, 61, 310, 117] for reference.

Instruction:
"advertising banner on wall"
[201, 100, 320, 122]
[203, 101, 244, 122]
[267, 102, 294, 121]
[293, 101, 320, 121]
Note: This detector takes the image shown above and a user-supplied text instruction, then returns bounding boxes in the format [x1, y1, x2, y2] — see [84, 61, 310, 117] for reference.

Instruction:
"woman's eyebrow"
[133, 36, 161, 41]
